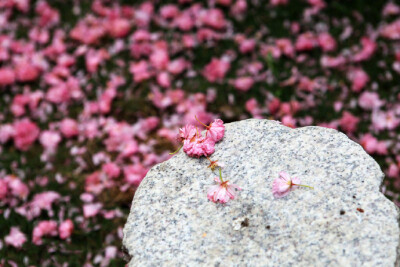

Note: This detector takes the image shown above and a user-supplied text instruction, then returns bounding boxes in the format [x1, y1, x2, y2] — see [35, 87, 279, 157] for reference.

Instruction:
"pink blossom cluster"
[175, 119, 241, 204]
[0, 0, 400, 265]
[179, 119, 224, 157]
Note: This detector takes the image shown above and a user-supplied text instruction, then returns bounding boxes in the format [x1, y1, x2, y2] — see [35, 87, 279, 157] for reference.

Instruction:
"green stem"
[169, 144, 183, 155]
[219, 168, 224, 183]
[293, 184, 314, 189]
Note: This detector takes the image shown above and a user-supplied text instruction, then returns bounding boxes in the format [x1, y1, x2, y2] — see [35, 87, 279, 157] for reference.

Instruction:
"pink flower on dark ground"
[383, 3, 400, 17]
[207, 169, 241, 204]
[6, 175, 29, 199]
[203, 57, 230, 82]
[360, 134, 387, 155]
[339, 111, 360, 133]
[233, 77, 254, 91]
[272, 171, 313, 198]
[39, 130, 61, 151]
[358, 92, 383, 110]
[0, 179, 8, 199]
[5, 227, 27, 248]
[353, 37, 376, 62]
[32, 220, 58, 245]
[150, 44, 169, 70]
[107, 18, 131, 38]
[372, 110, 400, 131]
[276, 38, 295, 57]
[13, 119, 40, 151]
[130, 60, 152, 82]
[15, 60, 40, 82]
[123, 164, 148, 186]
[318, 32, 336, 52]
[156, 72, 171, 88]
[83, 203, 103, 218]
[295, 32, 318, 51]
[0, 67, 15, 86]
[270, 0, 288, 6]
[60, 118, 79, 138]
[59, 219, 74, 239]
[239, 39, 256, 54]
[102, 162, 121, 179]
[348, 68, 369, 92]
[31, 191, 60, 212]
[388, 163, 400, 178]
[320, 55, 346, 68]
[0, 124, 14, 144]
[381, 19, 400, 40]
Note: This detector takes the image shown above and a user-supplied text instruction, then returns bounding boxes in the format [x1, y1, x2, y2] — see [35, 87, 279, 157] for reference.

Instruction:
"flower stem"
[169, 144, 183, 155]
[219, 168, 224, 183]
[195, 115, 209, 128]
[293, 184, 314, 189]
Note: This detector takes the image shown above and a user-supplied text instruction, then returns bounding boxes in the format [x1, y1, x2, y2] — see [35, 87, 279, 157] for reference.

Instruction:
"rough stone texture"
[123, 119, 400, 267]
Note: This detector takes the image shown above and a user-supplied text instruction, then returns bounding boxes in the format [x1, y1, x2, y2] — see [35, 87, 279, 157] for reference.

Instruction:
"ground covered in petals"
[0, 0, 399, 266]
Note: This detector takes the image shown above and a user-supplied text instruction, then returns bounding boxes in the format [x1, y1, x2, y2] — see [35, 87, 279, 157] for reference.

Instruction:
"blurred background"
[1, 0, 400, 265]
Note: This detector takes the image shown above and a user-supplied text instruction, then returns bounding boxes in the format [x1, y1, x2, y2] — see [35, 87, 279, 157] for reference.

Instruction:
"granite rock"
[123, 119, 400, 266]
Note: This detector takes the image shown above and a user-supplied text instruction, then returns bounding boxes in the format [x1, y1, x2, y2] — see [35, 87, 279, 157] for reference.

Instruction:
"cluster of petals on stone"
[179, 119, 225, 158]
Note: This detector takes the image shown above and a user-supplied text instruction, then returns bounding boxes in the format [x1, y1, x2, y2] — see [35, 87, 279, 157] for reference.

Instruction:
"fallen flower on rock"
[272, 171, 313, 198]
[195, 116, 225, 142]
[170, 117, 225, 158]
[207, 168, 241, 204]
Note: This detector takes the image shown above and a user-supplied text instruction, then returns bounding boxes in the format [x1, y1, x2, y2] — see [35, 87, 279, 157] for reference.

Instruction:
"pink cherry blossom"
[32, 220, 58, 245]
[203, 57, 231, 82]
[39, 130, 61, 151]
[353, 37, 376, 62]
[5, 227, 27, 249]
[183, 136, 213, 157]
[59, 219, 74, 239]
[372, 110, 400, 131]
[0, 67, 15, 86]
[272, 171, 301, 198]
[295, 32, 318, 51]
[206, 119, 225, 142]
[358, 92, 383, 110]
[107, 18, 131, 38]
[102, 162, 121, 179]
[179, 124, 196, 141]
[15, 60, 40, 82]
[233, 77, 254, 91]
[317, 32, 336, 52]
[381, 19, 400, 40]
[348, 68, 369, 92]
[0, 179, 8, 200]
[83, 203, 103, 218]
[123, 164, 148, 186]
[13, 119, 40, 151]
[339, 111, 359, 133]
[6, 176, 29, 199]
[60, 118, 79, 138]
[0, 124, 14, 144]
[207, 170, 241, 204]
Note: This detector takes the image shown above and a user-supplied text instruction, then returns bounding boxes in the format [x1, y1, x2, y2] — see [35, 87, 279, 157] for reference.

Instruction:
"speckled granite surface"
[123, 119, 400, 267]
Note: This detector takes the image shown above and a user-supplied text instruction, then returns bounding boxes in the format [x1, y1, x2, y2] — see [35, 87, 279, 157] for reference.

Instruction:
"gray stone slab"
[123, 119, 400, 267]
